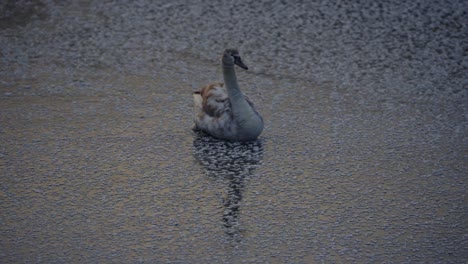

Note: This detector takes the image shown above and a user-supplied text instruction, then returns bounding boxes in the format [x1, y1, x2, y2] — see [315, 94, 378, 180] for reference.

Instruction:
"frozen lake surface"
[1, 0, 466, 262]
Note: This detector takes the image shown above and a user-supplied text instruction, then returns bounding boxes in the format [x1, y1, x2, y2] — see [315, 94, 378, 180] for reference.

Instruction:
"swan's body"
[193, 49, 263, 142]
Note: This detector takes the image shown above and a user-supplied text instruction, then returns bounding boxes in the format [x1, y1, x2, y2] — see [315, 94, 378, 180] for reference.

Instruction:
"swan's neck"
[222, 63, 263, 140]
[223, 64, 250, 114]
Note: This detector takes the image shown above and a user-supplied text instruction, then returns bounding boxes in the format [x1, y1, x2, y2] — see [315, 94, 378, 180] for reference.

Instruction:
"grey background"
[1, 0, 466, 263]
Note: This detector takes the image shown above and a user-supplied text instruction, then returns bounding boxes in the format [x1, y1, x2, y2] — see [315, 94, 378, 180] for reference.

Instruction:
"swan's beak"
[234, 56, 248, 70]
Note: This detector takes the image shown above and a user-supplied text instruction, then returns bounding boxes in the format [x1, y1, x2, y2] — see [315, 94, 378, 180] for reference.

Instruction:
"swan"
[193, 49, 263, 142]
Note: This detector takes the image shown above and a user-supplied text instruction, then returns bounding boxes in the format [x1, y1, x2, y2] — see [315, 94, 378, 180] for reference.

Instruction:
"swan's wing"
[200, 83, 230, 117]
[193, 83, 238, 138]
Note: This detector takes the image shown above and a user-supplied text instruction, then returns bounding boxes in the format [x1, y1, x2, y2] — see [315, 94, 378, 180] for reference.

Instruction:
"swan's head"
[223, 49, 248, 70]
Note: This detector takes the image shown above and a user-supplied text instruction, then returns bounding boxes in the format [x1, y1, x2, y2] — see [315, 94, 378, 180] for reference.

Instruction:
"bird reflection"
[193, 135, 264, 238]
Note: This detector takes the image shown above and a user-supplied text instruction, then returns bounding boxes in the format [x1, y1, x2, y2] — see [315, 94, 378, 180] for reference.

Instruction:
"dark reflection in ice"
[193, 134, 263, 238]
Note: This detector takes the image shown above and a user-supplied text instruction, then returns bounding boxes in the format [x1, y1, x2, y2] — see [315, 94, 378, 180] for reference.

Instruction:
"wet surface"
[1, 0, 467, 263]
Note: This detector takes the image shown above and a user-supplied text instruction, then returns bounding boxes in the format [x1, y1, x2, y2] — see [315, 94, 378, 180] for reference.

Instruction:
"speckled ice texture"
[1, 0, 466, 263]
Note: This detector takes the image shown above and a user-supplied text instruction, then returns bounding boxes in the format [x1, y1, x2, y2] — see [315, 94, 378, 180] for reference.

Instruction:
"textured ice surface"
[1, 0, 466, 263]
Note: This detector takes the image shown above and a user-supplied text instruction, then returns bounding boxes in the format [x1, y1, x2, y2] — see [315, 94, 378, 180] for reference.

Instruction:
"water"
[1, 0, 466, 262]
